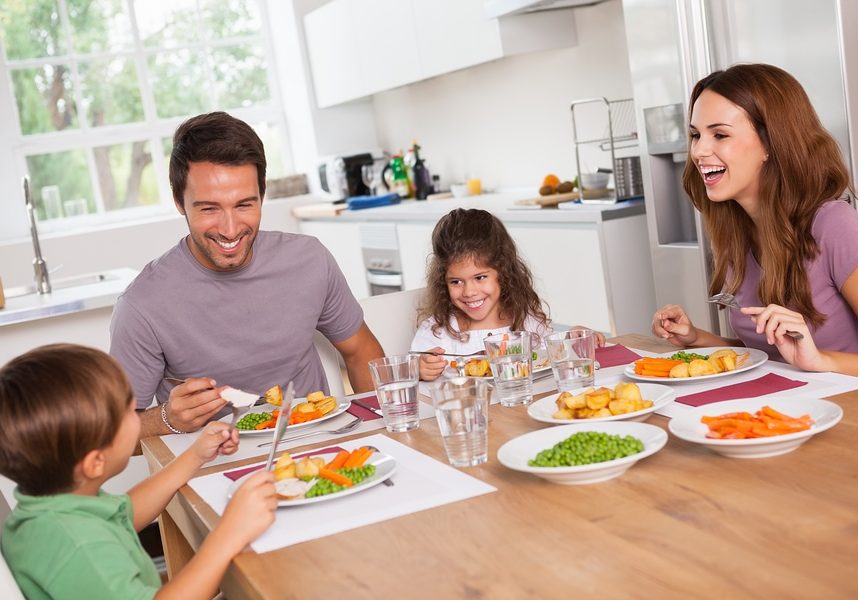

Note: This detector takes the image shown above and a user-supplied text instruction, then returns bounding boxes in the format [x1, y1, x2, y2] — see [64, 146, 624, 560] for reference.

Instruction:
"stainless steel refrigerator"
[620, 0, 858, 334]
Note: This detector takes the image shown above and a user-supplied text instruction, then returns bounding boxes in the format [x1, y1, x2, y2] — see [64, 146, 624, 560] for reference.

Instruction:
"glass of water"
[546, 328, 596, 392]
[430, 377, 489, 467]
[368, 355, 421, 432]
[483, 331, 533, 406]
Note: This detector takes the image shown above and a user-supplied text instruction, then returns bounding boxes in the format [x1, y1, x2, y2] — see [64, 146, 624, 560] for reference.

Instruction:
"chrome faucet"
[23, 176, 51, 294]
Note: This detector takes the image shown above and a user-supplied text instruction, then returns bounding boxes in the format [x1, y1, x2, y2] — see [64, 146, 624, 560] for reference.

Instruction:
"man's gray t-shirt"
[109, 231, 364, 408]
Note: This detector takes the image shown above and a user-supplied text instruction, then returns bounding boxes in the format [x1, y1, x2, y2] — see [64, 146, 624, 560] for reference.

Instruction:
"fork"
[707, 292, 804, 340]
[257, 415, 363, 447]
[164, 376, 269, 406]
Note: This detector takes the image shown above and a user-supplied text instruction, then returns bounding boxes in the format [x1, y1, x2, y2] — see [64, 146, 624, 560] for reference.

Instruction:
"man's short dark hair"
[169, 111, 267, 206]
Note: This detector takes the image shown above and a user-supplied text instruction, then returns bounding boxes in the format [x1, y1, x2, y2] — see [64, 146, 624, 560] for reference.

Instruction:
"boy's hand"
[419, 347, 448, 381]
[219, 470, 277, 552]
[191, 422, 240, 464]
[166, 378, 229, 432]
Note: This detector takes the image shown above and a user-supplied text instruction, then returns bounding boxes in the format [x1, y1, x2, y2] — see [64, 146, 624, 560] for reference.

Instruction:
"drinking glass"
[41, 185, 63, 220]
[361, 164, 378, 196]
[368, 355, 420, 432]
[483, 331, 533, 406]
[546, 328, 596, 392]
[430, 377, 489, 467]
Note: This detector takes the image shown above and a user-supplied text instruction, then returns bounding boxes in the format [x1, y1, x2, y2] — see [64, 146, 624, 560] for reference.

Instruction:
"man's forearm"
[138, 405, 170, 438]
[345, 356, 376, 393]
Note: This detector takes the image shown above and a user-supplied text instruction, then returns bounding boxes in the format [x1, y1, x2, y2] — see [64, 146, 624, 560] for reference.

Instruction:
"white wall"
[370, 0, 632, 190]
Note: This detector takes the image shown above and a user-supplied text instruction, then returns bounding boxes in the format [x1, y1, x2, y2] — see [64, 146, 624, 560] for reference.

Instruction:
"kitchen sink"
[4, 272, 120, 299]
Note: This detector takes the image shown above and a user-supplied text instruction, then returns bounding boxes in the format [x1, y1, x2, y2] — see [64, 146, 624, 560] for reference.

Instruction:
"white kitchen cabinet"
[299, 219, 370, 299]
[303, 0, 363, 108]
[397, 221, 435, 290]
[303, 0, 577, 108]
[354, 0, 421, 95]
[411, 0, 503, 78]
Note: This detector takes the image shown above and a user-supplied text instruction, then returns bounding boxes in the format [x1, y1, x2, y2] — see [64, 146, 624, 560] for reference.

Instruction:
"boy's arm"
[128, 450, 202, 530]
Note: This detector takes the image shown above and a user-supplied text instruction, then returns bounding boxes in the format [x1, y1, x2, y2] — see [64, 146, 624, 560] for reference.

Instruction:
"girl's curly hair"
[418, 208, 549, 340]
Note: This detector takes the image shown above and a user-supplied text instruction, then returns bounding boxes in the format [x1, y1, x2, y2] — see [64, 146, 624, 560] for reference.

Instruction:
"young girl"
[0, 344, 277, 599]
[652, 63, 858, 375]
[411, 208, 604, 381]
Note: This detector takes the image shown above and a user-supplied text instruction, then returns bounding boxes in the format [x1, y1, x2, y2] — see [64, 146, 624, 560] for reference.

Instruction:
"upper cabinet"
[304, 0, 578, 108]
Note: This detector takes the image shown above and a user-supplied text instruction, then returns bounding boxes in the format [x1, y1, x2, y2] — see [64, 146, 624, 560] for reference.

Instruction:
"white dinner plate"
[623, 347, 768, 383]
[497, 422, 667, 485]
[527, 383, 676, 424]
[227, 451, 397, 506]
[668, 396, 842, 459]
[225, 396, 351, 436]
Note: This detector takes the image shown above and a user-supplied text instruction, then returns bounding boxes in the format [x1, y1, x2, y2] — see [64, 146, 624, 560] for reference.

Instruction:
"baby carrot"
[343, 447, 371, 468]
[319, 468, 353, 487]
[325, 450, 350, 470]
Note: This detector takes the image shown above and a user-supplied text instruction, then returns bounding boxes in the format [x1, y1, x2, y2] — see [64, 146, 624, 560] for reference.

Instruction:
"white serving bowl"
[527, 383, 676, 425]
[668, 396, 842, 459]
[579, 172, 610, 190]
[450, 183, 471, 198]
[497, 421, 667, 485]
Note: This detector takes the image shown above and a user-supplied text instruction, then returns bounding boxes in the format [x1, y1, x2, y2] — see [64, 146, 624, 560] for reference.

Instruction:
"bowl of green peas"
[497, 422, 667, 484]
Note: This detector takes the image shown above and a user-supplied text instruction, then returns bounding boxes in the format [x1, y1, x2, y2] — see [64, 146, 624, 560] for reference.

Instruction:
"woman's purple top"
[730, 200, 858, 360]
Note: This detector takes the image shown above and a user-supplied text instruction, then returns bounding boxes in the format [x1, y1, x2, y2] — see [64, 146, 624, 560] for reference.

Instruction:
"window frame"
[0, 0, 292, 236]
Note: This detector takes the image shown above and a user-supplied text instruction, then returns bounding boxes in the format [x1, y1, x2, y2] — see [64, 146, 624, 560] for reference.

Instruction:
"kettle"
[381, 154, 412, 199]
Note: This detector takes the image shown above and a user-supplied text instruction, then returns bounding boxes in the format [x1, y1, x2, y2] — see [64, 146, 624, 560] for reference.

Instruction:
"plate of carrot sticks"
[225, 396, 351, 435]
[668, 397, 842, 458]
[624, 347, 768, 383]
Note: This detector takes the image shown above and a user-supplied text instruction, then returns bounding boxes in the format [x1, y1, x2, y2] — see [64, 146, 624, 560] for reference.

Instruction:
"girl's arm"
[129, 423, 238, 530]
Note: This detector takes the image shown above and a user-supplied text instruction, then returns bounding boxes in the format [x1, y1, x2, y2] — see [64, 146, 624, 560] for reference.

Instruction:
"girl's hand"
[218, 470, 277, 552]
[740, 305, 829, 371]
[652, 304, 699, 347]
[419, 347, 448, 381]
[190, 421, 240, 464]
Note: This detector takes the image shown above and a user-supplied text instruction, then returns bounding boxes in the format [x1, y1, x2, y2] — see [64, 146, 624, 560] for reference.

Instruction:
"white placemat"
[187, 434, 497, 553]
[158, 391, 435, 468]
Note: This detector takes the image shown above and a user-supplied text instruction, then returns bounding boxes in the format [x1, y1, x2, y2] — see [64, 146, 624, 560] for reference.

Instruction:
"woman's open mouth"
[700, 165, 726, 186]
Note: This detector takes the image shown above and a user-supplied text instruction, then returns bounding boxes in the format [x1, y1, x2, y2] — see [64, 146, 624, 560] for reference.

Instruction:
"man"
[110, 112, 384, 438]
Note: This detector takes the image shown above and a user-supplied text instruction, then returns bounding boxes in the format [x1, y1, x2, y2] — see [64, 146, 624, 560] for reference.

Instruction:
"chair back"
[313, 330, 347, 399]
[359, 288, 426, 356]
[0, 549, 24, 600]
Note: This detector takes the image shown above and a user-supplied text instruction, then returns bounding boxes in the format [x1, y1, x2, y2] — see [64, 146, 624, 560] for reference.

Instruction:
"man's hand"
[165, 377, 228, 433]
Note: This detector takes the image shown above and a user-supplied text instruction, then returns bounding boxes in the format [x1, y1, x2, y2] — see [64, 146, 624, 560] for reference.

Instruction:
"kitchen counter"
[0, 267, 138, 327]
[296, 192, 645, 223]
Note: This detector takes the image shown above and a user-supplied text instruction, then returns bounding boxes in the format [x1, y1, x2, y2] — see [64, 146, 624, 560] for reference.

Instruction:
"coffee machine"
[318, 153, 375, 200]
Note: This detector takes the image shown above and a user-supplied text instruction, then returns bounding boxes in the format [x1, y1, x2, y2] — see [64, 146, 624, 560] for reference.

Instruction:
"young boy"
[0, 344, 277, 599]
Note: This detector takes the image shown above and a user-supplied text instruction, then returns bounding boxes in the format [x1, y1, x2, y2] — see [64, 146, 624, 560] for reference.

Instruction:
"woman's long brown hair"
[418, 208, 549, 340]
[682, 63, 851, 326]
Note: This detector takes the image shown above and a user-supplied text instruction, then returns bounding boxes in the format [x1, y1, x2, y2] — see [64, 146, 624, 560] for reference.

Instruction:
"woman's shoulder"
[813, 199, 858, 236]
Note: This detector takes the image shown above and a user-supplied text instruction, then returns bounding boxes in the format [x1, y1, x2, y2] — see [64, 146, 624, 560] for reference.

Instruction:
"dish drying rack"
[570, 97, 641, 204]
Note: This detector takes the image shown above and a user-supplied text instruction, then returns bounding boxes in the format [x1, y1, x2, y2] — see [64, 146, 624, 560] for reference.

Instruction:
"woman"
[652, 63, 858, 375]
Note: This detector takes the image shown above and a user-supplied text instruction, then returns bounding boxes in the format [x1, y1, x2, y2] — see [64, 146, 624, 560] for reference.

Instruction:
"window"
[0, 0, 291, 230]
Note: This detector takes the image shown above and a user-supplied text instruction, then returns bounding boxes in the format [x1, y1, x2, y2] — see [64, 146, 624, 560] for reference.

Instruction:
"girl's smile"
[446, 257, 506, 330]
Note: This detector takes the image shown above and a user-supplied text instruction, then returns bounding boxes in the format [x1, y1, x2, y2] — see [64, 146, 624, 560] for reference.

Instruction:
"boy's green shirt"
[1, 488, 160, 599]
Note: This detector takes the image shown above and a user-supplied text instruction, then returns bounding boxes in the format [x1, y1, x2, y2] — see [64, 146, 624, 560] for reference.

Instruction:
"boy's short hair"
[0, 344, 131, 496]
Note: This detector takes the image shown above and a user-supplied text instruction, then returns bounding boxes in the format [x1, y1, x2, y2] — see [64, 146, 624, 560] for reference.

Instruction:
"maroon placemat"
[223, 445, 345, 481]
[676, 373, 808, 407]
[596, 344, 642, 368]
[346, 395, 383, 421]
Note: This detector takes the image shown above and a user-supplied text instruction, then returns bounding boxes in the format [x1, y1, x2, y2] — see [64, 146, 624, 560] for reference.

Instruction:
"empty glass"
[546, 328, 596, 392]
[430, 377, 489, 467]
[483, 331, 533, 406]
[368, 355, 420, 432]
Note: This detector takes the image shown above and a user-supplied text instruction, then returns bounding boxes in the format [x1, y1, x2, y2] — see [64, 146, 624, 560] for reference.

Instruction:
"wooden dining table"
[141, 334, 858, 599]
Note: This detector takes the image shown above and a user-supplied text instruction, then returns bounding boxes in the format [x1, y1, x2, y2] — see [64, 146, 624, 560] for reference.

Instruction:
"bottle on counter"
[411, 141, 433, 200]
[382, 152, 412, 199]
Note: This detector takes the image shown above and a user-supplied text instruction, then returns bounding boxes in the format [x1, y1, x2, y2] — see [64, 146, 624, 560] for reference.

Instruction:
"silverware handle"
[257, 429, 319, 448]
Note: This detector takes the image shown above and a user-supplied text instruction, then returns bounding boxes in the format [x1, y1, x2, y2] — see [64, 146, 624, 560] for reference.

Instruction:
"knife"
[264, 381, 295, 472]
[351, 397, 384, 417]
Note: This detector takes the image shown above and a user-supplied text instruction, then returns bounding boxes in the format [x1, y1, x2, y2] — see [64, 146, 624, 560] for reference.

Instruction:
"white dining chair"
[313, 330, 347, 399]
[359, 288, 426, 356]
